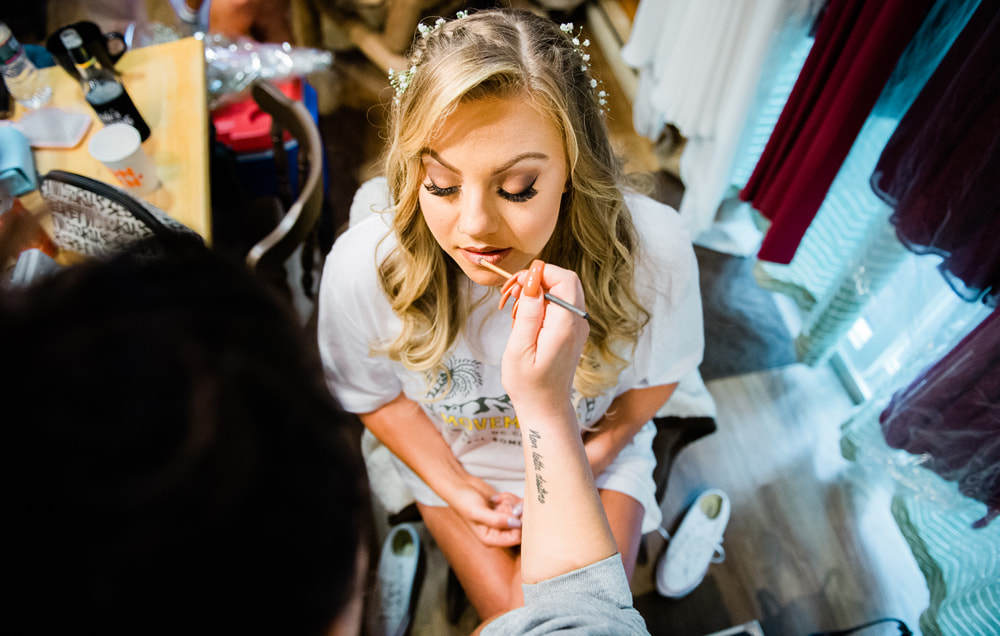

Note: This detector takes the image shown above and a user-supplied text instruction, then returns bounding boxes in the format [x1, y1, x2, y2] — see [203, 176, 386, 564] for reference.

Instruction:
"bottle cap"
[60, 29, 91, 66]
[59, 28, 84, 50]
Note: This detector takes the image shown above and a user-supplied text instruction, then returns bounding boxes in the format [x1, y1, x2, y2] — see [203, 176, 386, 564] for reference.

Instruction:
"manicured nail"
[508, 517, 522, 528]
[512, 502, 523, 516]
[523, 260, 545, 298]
[499, 282, 520, 310]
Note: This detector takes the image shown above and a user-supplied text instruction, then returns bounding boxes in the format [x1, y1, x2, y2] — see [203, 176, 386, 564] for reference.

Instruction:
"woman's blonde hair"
[379, 8, 648, 398]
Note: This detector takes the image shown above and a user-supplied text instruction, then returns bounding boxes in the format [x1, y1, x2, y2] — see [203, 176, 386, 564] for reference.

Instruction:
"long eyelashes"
[424, 182, 459, 197]
[499, 181, 538, 202]
[422, 178, 539, 202]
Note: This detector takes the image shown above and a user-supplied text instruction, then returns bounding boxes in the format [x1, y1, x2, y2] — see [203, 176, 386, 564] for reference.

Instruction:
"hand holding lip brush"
[477, 257, 590, 320]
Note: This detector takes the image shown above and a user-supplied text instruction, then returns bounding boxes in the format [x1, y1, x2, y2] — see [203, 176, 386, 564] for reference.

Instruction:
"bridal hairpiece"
[388, 11, 467, 103]
[388, 13, 609, 113]
[560, 23, 609, 112]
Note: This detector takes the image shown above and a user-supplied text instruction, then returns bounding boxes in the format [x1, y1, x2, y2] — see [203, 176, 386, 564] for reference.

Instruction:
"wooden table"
[14, 36, 211, 242]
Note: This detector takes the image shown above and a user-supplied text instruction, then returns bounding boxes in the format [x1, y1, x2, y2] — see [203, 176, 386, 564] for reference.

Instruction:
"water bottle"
[0, 21, 52, 109]
[60, 28, 150, 140]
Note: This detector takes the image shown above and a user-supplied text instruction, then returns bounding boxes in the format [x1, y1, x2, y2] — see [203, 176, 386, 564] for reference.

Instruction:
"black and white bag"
[39, 170, 203, 259]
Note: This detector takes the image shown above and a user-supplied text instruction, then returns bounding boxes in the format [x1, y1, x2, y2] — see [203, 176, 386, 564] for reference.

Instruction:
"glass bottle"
[0, 21, 52, 109]
[60, 28, 150, 141]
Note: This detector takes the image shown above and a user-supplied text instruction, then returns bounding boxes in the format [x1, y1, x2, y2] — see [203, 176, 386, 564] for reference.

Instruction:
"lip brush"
[476, 258, 590, 320]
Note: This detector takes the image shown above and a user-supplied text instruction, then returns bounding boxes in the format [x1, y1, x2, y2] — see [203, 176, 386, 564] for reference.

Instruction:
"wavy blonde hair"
[378, 8, 648, 398]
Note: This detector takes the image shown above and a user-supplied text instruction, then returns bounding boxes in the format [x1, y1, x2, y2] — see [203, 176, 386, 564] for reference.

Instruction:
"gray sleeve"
[481, 555, 650, 635]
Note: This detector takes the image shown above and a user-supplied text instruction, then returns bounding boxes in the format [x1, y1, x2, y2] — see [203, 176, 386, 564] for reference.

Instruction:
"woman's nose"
[457, 189, 498, 237]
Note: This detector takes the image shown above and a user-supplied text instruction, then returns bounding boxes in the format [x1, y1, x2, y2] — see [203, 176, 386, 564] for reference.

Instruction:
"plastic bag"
[202, 33, 333, 109]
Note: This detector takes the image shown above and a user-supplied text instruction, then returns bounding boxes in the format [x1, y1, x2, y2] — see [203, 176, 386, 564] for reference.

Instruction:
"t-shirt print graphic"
[428, 356, 522, 445]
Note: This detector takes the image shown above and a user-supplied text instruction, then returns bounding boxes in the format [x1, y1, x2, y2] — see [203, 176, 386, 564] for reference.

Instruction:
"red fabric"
[739, 0, 933, 264]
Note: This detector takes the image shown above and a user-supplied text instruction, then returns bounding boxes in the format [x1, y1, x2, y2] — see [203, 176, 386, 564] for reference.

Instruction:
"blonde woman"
[318, 8, 703, 629]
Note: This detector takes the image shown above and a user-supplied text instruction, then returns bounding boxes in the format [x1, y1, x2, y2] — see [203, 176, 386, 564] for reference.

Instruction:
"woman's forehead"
[421, 95, 567, 171]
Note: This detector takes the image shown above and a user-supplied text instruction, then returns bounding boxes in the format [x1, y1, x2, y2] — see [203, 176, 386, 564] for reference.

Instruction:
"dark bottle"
[60, 28, 150, 141]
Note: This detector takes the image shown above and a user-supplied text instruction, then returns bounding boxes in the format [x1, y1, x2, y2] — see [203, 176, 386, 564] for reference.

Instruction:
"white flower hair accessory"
[560, 23, 609, 112]
[388, 14, 609, 113]
[389, 11, 470, 103]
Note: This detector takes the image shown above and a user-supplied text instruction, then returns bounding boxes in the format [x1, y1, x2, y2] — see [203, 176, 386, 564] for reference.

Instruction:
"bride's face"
[418, 94, 569, 286]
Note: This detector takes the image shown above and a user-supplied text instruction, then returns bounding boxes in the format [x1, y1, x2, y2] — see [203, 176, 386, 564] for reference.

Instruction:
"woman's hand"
[360, 394, 522, 546]
[499, 261, 618, 584]
[448, 478, 524, 547]
[501, 260, 589, 416]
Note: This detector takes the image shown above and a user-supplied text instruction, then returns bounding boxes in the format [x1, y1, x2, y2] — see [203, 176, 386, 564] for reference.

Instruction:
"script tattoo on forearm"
[528, 428, 548, 503]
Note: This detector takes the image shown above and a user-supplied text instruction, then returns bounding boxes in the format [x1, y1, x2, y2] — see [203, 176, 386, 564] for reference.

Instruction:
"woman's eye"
[424, 182, 459, 197]
[498, 178, 538, 203]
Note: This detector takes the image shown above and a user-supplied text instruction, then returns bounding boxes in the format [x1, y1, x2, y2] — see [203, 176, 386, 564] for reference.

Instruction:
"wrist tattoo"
[529, 428, 548, 503]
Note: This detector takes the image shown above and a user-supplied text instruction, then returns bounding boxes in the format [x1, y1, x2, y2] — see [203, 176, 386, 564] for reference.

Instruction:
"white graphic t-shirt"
[318, 192, 704, 532]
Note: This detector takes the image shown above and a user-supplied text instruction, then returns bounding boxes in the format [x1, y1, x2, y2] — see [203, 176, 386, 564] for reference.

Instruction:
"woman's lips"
[460, 247, 511, 266]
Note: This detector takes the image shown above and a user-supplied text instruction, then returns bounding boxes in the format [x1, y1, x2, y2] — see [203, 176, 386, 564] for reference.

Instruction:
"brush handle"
[542, 292, 590, 320]
[477, 259, 589, 320]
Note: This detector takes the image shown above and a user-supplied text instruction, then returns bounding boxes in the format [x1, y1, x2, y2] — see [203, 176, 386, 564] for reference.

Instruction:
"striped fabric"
[841, 398, 1000, 636]
[892, 495, 1000, 636]
[786, 121, 911, 365]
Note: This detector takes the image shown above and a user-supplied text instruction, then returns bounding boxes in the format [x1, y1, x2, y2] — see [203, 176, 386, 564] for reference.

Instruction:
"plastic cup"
[87, 123, 159, 195]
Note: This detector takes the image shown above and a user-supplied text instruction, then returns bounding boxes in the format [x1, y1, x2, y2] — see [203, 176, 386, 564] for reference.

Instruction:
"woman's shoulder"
[322, 213, 396, 298]
[328, 213, 396, 265]
[624, 191, 695, 267]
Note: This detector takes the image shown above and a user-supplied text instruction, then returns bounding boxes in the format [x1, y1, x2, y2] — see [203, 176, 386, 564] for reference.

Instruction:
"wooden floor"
[634, 365, 929, 636]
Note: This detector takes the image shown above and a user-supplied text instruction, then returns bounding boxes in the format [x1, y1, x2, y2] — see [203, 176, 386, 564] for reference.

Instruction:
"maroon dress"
[871, 3, 1000, 307]
[739, 0, 933, 264]
[879, 307, 1000, 528]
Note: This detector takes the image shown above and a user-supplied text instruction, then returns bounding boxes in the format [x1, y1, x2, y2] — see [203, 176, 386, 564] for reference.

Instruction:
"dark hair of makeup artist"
[2, 245, 370, 635]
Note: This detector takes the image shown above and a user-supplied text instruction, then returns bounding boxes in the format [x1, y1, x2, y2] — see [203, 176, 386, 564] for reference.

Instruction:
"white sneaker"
[367, 522, 423, 636]
[656, 488, 730, 598]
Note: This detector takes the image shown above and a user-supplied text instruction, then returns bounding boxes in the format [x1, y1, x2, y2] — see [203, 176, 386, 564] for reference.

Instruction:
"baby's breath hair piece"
[389, 11, 470, 104]
[388, 65, 417, 103]
[560, 22, 609, 112]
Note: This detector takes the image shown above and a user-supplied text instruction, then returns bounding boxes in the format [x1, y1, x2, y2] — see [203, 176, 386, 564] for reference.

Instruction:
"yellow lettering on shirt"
[441, 412, 519, 432]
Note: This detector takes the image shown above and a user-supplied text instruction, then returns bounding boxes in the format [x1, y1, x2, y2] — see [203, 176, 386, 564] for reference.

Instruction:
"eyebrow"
[421, 149, 550, 176]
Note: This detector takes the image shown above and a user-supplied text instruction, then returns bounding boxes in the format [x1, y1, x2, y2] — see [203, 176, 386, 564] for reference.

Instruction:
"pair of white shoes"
[656, 488, 731, 598]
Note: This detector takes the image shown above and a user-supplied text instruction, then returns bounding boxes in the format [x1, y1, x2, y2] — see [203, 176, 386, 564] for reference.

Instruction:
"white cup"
[88, 123, 159, 195]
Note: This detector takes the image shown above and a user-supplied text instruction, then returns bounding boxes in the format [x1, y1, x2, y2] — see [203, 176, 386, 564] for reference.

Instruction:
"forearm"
[517, 401, 617, 584]
[381, 0, 428, 53]
[359, 392, 471, 503]
[500, 260, 618, 582]
[584, 383, 678, 476]
[345, 19, 408, 73]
